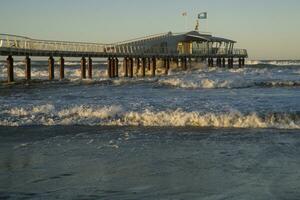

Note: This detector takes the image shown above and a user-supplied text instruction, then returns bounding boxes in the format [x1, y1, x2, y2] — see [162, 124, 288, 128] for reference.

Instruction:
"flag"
[198, 12, 207, 19]
[182, 12, 187, 16]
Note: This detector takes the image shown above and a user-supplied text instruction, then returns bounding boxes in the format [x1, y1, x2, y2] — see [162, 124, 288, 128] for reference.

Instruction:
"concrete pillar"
[142, 57, 146, 77]
[60, 56, 64, 80]
[48, 56, 54, 80]
[7, 55, 14, 83]
[151, 57, 156, 77]
[129, 57, 134, 78]
[81, 57, 86, 79]
[25, 56, 31, 81]
[88, 57, 92, 79]
[115, 58, 119, 77]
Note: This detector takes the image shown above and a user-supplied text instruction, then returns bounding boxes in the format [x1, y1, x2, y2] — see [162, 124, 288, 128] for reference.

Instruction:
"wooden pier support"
[123, 57, 128, 77]
[147, 58, 151, 71]
[88, 57, 92, 79]
[107, 57, 112, 78]
[217, 58, 222, 67]
[151, 57, 156, 77]
[222, 58, 226, 68]
[60, 56, 64, 80]
[142, 57, 146, 77]
[110, 58, 116, 78]
[208, 58, 214, 67]
[115, 58, 119, 77]
[7, 55, 14, 83]
[135, 58, 140, 75]
[182, 57, 187, 70]
[188, 57, 192, 68]
[25, 56, 31, 81]
[81, 57, 86, 79]
[228, 58, 233, 68]
[129, 57, 134, 78]
[238, 58, 242, 68]
[48, 56, 54, 80]
[165, 58, 170, 75]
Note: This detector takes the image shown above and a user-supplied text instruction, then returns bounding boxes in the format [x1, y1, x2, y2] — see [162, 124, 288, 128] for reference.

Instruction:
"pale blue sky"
[0, 0, 300, 59]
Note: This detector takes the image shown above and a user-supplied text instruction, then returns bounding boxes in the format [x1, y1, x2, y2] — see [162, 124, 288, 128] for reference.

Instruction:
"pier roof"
[182, 31, 236, 43]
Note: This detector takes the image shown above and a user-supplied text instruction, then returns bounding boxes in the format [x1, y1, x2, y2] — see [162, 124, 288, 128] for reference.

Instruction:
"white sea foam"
[246, 60, 300, 66]
[1, 104, 299, 129]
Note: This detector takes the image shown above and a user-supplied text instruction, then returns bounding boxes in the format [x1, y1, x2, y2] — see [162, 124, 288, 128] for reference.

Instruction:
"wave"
[159, 77, 300, 89]
[1, 104, 299, 129]
[247, 60, 300, 66]
[159, 78, 249, 89]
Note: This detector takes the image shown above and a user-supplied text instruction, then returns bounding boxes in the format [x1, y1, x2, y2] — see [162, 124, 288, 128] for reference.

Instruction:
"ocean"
[0, 59, 300, 199]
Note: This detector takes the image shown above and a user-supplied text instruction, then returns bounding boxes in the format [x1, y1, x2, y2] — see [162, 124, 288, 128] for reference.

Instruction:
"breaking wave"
[1, 104, 299, 129]
[247, 60, 300, 66]
[159, 77, 300, 89]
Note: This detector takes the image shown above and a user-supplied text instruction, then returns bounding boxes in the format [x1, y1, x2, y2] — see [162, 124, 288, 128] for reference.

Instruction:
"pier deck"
[0, 32, 248, 83]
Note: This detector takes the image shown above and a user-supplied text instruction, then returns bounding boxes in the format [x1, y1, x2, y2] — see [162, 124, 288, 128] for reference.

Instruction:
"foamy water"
[1, 59, 300, 200]
[1, 60, 300, 129]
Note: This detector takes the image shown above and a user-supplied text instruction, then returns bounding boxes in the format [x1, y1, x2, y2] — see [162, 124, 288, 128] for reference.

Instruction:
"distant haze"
[0, 0, 299, 60]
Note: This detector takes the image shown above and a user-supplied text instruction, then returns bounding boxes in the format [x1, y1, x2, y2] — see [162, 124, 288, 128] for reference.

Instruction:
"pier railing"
[0, 34, 247, 57]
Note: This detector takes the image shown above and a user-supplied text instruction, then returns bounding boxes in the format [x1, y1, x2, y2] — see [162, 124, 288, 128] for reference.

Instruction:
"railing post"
[7, 55, 14, 83]
[25, 56, 31, 81]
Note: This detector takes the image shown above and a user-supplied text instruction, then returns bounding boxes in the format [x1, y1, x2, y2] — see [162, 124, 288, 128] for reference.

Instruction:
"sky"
[0, 0, 300, 60]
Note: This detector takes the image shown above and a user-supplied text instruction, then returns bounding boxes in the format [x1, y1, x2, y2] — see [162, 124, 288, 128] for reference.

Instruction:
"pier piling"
[25, 56, 31, 81]
[60, 56, 64, 80]
[48, 56, 54, 80]
[115, 58, 119, 77]
[129, 57, 134, 78]
[81, 57, 86, 79]
[142, 57, 146, 77]
[88, 57, 92, 79]
[123, 57, 128, 77]
[7, 55, 14, 83]
[151, 57, 156, 77]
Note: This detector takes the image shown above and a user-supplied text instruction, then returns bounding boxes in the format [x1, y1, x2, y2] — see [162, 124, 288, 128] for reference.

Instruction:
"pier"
[0, 31, 247, 83]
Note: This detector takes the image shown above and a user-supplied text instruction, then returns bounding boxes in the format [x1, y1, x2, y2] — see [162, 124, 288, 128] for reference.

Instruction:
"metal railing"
[0, 33, 247, 57]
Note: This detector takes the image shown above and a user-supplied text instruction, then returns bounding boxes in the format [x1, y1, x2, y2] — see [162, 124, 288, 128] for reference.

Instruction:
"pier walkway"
[0, 32, 248, 83]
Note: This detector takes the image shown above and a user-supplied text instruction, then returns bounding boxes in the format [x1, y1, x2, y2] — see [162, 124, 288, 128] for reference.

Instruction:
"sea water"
[0, 59, 300, 199]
